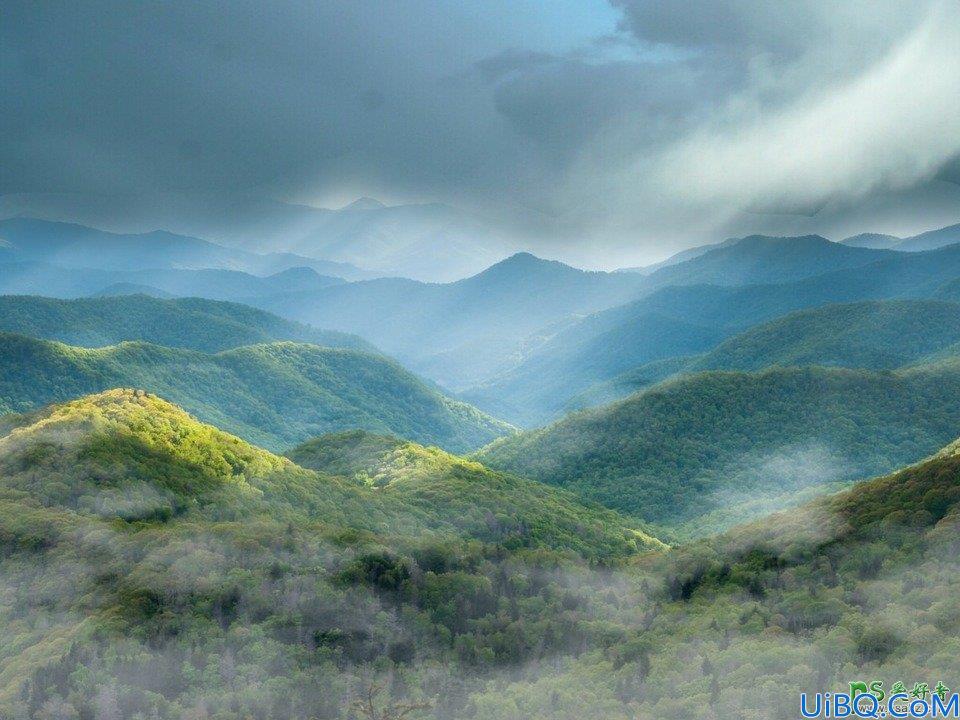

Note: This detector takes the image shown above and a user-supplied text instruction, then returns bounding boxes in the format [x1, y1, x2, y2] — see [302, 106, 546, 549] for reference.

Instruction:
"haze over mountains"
[0, 197, 515, 282]
[7, 210, 960, 718]
[0, 217, 373, 279]
[839, 222, 960, 252]
[466, 239, 960, 425]
[8, 1, 960, 714]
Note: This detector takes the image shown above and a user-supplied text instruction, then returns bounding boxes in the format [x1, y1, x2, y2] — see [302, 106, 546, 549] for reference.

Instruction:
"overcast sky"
[3, 1, 959, 264]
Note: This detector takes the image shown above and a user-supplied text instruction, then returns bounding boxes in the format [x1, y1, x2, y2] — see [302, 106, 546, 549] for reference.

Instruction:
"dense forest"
[0, 334, 511, 453]
[0, 295, 373, 353]
[5, 222, 960, 720]
[477, 363, 960, 533]
[563, 298, 960, 413]
[5, 389, 960, 719]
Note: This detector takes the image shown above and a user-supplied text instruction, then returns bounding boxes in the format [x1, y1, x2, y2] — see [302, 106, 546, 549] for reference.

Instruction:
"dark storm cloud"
[1, 1, 523, 198]
[2, 0, 959, 260]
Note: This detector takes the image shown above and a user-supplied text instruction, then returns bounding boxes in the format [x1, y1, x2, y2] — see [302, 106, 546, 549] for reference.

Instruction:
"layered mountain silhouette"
[0, 295, 372, 353]
[468, 242, 960, 424]
[477, 363, 960, 532]
[253, 252, 650, 389]
[0, 217, 372, 278]
[0, 334, 511, 452]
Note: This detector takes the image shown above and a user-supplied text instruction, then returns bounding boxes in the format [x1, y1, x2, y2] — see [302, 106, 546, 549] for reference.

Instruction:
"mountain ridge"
[0, 294, 373, 353]
[0, 333, 512, 452]
[476, 363, 960, 532]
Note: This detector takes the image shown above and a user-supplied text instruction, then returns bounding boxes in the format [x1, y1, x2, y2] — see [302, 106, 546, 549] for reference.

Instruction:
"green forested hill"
[473, 432, 960, 719]
[687, 299, 960, 373]
[0, 294, 373, 353]
[467, 244, 960, 424]
[0, 334, 512, 452]
[476, 364, 960, 529]
[0, 390, 655, 717]
[569, 299, 960, 407]
[461, 312, 725, 427]
[8, 391, 960, 719]
[287, 430, 664, 553]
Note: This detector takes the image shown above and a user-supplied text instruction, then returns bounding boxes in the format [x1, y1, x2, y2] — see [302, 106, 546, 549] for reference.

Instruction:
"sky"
[2, 0, 960, 266]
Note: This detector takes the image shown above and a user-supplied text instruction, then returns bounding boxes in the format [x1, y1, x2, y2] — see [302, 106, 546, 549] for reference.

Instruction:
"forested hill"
[476, 363, 960, 531]
[0, 334, 512, 452]
[0, 294, 374, 353]
[686, 299, 960, 373]
[287, 429, 664, 553]
[465, 244, 960, 425]
[570, 298, 960, 407]
[0, 390, 656, 715]
[8, 389, 960, 718]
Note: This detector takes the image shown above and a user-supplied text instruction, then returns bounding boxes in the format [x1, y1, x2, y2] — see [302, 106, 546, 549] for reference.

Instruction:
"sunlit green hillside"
[0, 334, 512, 452]
[0, 390, 656, 717]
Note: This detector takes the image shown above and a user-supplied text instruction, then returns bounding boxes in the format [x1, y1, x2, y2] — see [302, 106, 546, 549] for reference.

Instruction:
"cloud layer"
[2, 0, 958, 262]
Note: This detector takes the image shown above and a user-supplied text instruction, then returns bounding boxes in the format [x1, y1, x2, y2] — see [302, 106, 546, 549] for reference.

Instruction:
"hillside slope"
[288, 430, 663, 553]
[474, 245, 960, 422]
[688, 299, 960, 373]
[894, 221, 960, 251]
[477, 364, 960, 530]
[643, 234, 895, 289]
[462, 312, 725, 427]
[7, 390, 960, 718]
[0, 294, 373, 353]
[570, 298, 960, 410]
[0, 391, 654, 716]
[0, 335, 511, 452]
[479, 433, 960, 718]
[254, 252, 649, 389]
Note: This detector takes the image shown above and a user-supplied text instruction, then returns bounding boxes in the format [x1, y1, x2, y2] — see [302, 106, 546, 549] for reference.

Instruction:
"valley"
[5, 217, 960, 719]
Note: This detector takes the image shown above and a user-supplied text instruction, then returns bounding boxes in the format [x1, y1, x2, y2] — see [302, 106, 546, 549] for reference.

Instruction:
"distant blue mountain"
[0, 217, 373, 279]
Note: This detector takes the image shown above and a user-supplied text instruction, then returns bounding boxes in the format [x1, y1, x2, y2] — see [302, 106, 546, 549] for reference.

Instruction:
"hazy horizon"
[4, 0, 960, 270]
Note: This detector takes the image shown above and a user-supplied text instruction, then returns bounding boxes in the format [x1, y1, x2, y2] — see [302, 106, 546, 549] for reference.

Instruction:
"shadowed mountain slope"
[0, 294, 373, 353]
[0, 335, 512, 453]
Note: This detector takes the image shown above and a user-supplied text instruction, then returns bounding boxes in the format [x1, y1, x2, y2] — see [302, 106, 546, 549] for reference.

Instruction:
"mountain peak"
[465, 252, 577, 283]
[501, 251, 543, 264]
[342, 197, 386, 211]
[0, 388, 291, 510]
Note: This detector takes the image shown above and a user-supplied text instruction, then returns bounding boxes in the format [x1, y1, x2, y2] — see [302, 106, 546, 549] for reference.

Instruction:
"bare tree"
[351, 682, 431, 720]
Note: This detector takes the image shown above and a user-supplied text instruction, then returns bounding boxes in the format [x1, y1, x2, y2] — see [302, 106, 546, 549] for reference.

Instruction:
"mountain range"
[0, 294, 373, 353]
[0, 217, 373, 279]
[0, 334, 510, 452]
[467, 240, 960, 425]
[840, 222, 960, 252]
[5, 210, 960, 718]
[252, 252, 650, 389]
[477, 362, 960, 533]
[0, 196, 516, 282]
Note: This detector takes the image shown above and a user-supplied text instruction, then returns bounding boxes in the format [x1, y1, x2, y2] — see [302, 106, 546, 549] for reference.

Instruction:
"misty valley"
[2, 215, 960, 720]
[5, 3, 960, 717]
